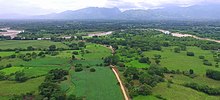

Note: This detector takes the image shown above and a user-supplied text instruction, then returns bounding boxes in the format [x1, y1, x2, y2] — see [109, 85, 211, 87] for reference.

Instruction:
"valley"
[0, 20, 220, 100]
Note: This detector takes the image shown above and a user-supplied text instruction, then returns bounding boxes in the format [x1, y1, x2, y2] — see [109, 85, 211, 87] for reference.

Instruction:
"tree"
[138, 84, 152, 95]
[78, 42, 86, 48]
[174, 48, 181, 53]
[75, 68, 83, 72]
[139, 57, 151, 64]
[199, 56, 205, 59]
[189, 69, 194, 74]
[15, 71, 28, 82]
[104, 55, 119, 65]
[90, 68, 96, 72]
[155, 59, 160, 64]
[206, 69, 220, 80]
[39, 82, 61, 99]
[49, 45, 56, 51]
[72, 51, 79, 55]
[6, 63, 12, 68]
[187, 52, 195, 56]
[27, 46, 34, 51]
[72, 55, 76, 60]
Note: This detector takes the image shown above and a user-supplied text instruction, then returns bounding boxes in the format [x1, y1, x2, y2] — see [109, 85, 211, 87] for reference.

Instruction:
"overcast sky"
[0, 0, 218, 15]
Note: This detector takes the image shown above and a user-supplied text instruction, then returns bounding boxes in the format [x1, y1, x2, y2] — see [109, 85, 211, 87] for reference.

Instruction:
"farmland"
[0, 38, 123, 99]
[0, 20, 220, 100]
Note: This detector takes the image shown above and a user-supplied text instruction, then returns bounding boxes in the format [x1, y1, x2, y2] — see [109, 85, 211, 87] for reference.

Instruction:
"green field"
[152, 82, 220, 100]
[0, 40, 69, 49]
[143, 46, 220, 75]
[0, 76, 44, 96]
[71, 67, 123, 100]
[73, 44, 111, 66]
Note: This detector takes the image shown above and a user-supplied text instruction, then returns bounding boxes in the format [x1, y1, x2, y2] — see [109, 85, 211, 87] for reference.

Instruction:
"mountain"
[35, 7, 121, 19]
[121, 4, 220, 20]
[2, 4, 220, 20]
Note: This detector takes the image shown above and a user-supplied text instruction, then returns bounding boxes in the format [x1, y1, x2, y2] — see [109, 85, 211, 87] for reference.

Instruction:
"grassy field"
[165, 74, 220, 88]
[0, 40, 69, 49]
[0, 76, 44, 96]
[152, 82, 220, 100]
[143, 46, 220, 75]
[71, 67, 123, 100]
[134, 82, 220, 100]
[0, 67, 24, 75]
[73, 44, 111, 66]
[125, 60, 150, 68]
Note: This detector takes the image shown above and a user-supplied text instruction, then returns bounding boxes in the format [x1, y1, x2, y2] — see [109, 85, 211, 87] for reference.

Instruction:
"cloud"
[0, 0, 219, 15]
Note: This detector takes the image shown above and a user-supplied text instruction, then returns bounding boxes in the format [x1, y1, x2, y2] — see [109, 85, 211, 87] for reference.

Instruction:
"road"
[103, 45, 129, 100]
[156, 29, 220, 43]
[111, 65, 129, 100]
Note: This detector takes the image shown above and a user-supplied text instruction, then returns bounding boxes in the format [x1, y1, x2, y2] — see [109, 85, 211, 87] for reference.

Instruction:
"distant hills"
[2, 4, 220, 20]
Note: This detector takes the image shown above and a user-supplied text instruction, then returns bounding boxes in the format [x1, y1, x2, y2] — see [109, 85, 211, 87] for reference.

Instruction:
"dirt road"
[111, 65, 129, 100]
[102, 45, 129, 100]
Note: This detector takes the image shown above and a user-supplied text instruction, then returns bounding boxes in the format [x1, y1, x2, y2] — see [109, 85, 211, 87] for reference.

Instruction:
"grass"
[133, 95, 159, 100]
[4, 57, 71, 68]
[0, 40, 69, 49]
[0, 76, 44, 96]
[71, 67, 123, 100]
[125, 60, 150, 68]
[73, 44, 111, 66]
[165, 74, 220, 88]
[152, 82, 220, 100]
[143, 46, 220, 75]
[0, 67, 24, 75]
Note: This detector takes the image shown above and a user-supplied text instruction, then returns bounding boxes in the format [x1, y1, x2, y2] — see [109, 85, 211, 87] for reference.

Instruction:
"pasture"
[143, 46, 220, 75]
[0, 40, 69, 49]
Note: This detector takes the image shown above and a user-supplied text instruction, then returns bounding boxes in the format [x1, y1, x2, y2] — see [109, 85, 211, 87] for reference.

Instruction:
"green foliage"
[174, 48, 181, 53]
[90, 68, 96, 72]
[206, 69, 220, 80]
[183, 82, 220, 95]
[104, 55, 119, 65]
[187, 52, 195, 56]
[138, 57, 151, 64]
[137, 84, 152, 95]
[75, 68, 83, 72]
[15, 71, 28, 82]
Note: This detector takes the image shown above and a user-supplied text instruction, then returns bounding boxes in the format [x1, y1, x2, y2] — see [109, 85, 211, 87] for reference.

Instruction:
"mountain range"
[1, 4, 220, 20]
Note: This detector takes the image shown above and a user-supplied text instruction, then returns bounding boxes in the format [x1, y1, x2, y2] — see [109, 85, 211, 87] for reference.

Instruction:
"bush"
[199, 56, 205, 59]
[203, 60, 212, 66]
[206, 69, 220, 80]
[75, 68, 83, 72]
[139, 57, 151, 64]
[174, 48, 180, 53]
[15, 71, 28, 82]
[183, 82, 220, 95]
[138, 84, 152, 95]
[187, 52, 195, 56]
[90, 68, 96, 72]
[72, 51, 79, 55]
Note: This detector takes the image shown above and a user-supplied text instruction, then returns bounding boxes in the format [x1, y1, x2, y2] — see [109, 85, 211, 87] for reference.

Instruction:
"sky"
[0, 0, 218, 15]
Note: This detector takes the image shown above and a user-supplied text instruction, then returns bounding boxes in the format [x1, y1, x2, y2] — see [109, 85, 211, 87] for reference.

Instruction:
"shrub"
[90, 68, 96, 72]
[199, 56, 205, 59]
[187, 52, 195, 56]
[206, 69, 220, 80]
[75, 68, 83, 72]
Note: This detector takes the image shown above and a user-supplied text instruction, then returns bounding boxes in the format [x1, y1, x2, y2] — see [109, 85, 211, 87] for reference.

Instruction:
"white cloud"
[0, 0, 218, 15]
